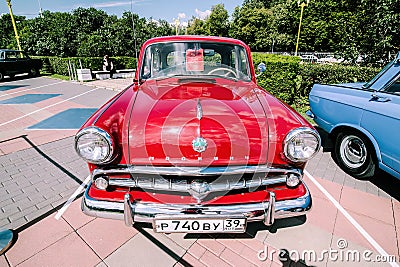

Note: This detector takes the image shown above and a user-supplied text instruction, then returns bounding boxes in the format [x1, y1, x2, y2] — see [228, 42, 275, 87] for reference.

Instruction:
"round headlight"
[75, 127, 114, 164]
[284, 127, 321, 162]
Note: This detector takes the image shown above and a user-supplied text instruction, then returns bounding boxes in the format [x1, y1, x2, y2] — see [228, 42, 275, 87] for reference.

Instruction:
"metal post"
[6, 0, 22, 51]
[174, 18, 180, 35]
[295, 0, 310, 57]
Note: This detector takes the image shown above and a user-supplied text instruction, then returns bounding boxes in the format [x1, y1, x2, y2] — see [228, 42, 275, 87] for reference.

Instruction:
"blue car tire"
[334, 131, 376, 179]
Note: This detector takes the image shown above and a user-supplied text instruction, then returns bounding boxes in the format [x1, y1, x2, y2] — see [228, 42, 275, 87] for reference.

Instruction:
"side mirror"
[257, 63, 266, 74]
[256, 63, 266, 77]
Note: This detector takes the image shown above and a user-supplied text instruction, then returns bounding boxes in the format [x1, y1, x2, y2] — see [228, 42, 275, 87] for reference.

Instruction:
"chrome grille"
[92, 165, 302, 193]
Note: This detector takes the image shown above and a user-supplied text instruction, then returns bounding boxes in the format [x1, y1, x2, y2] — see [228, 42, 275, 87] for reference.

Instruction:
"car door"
[16, 52, 32, 73]
[361, 73, 400, 175]
[4, 51, 18, 74]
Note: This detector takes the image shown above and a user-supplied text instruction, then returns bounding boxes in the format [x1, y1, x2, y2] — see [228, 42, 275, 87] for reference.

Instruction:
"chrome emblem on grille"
[192, 137, 207, 153]
[188, 180, 211, 203]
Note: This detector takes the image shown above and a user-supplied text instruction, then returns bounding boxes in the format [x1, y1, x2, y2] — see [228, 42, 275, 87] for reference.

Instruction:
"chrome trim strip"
[196, 98, 203, 120]
[81, 182, 312, 225]
[92, 165, 302, 177]
[107, 176, 287, 192]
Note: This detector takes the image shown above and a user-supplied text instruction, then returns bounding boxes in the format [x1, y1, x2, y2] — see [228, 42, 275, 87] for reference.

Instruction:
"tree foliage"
[0, 1, 398, 63]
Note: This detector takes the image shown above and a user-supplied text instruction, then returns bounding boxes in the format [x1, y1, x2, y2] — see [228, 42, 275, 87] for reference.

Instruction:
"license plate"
[154, 217, 246, 233]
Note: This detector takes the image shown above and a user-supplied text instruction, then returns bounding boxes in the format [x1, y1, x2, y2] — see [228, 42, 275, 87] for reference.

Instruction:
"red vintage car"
[75, 36, 321, 233]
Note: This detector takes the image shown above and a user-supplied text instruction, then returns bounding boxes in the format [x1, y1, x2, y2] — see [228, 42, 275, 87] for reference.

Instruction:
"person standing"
[103, 55, 115, 78]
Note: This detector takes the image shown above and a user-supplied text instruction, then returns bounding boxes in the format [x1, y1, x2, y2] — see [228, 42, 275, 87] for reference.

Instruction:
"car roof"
[141, 35, 249, 48]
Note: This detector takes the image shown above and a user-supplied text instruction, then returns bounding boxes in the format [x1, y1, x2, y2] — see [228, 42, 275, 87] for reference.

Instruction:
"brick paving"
[0, 77, 399, 267]
[0, 136, 87, 230]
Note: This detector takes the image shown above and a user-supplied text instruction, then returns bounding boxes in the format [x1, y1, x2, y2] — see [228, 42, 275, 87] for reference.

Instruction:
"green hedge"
[34, 56, 137, 76]
[252, 53, 301, 105]
[253, 53, 380, 112]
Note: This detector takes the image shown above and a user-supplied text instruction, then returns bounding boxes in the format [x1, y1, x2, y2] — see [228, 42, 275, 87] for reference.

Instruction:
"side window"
[141, 47, 161, 79]
[16, 53, 28, 59]
[6, 52, 17, 59]
[239, 48, 249, 75]
[141, 47, 151, 79]
[385, 76, 400, 94]
[0, 52, 3, 59]
[231, 48, 249, 76]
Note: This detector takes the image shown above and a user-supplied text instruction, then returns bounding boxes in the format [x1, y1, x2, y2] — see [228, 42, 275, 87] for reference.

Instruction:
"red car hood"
[126, 78, 269, 166]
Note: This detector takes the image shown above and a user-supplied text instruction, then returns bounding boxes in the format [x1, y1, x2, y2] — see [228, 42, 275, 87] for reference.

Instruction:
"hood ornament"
[192, 99, 208, 153]
[188, 180, 211, 203]
[192, 137, 208, 153]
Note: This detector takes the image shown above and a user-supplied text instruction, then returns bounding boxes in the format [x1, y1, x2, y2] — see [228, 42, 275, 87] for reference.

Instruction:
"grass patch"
[44, 73, 70, 81]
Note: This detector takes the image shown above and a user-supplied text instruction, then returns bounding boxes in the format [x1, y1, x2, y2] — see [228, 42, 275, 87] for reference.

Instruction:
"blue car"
[308, 52, 400, 179]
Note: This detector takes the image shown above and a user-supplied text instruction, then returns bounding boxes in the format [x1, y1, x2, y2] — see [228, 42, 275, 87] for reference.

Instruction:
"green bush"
[252, 53, 301, 104]
[253, 54, 380, 112]
[34, 56, 137, 76]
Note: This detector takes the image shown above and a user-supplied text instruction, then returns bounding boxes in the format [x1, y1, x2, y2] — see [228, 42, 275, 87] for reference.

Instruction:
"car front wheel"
[334, 131, 376, 179]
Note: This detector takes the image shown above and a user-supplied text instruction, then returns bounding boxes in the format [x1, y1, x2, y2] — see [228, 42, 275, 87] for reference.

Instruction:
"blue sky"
[0, 0, 244, 23]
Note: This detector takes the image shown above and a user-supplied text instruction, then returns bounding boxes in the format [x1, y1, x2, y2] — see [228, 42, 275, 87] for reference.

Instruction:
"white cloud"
[195, 8, 211, 20]
[93, 2, 131, 8]
[178, 13, 186, 19]
[76, 0, 146, 9]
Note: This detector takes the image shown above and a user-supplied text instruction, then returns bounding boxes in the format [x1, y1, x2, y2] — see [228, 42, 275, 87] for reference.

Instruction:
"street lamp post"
[174, 18, 180, 35]
[6, 0, 22, 51]
[295, 0, 310, 56]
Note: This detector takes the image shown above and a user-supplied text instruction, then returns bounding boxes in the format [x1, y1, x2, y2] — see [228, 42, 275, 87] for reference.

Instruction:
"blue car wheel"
[334, 131, 376, 179]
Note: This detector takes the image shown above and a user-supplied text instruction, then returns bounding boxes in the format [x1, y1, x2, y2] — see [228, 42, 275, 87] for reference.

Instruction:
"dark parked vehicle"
[0, 49, 42, 81]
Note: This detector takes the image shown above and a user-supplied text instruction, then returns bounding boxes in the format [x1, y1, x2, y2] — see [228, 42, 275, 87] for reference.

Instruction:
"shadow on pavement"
[133, 224, 192, 267]
[279, 249, 314, 267]
[315, 127, 400, 201]
[183, 216, 307, 240]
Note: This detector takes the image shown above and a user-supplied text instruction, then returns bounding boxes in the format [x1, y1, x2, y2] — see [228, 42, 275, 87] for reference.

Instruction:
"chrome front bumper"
[81, 183, 312, 227]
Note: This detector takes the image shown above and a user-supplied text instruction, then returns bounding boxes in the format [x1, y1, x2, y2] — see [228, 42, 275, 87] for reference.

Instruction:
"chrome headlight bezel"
[75, 126, 115, 164]
[283, 127, 321, 163]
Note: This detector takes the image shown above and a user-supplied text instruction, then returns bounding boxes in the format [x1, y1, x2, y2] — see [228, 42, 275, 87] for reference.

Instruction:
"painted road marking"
[0, 94, 62, 104]
[305, 170, 399, 267]
[0, 85, 27, 92]
[54, 175, 91, 220]
[28, 108, 97, 129]
[0, 80, 65, 98]
[0, 87, 98, 127]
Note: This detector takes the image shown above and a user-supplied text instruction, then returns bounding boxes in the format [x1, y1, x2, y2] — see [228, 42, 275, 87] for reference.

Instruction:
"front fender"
[330, 123, 382, 163]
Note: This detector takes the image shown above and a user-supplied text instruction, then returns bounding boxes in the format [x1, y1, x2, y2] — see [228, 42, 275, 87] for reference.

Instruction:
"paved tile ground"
[0, 77, 399, 267]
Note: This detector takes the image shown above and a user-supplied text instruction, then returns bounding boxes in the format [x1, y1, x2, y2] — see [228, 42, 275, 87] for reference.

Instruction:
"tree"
[187, 17, 207, 35]
[230, 4, 275, 51]
[204, 4, 230, 37]
[0, 14, 27, 49]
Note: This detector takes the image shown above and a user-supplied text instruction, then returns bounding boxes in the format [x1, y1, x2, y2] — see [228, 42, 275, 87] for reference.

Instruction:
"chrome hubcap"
[340, 135, 367, 169]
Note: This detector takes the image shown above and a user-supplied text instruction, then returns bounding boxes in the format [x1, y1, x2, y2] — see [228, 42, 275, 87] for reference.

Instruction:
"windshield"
[140, 42, 252, 81]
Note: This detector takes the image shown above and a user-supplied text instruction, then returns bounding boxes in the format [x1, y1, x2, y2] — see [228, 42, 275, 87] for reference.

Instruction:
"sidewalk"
[83, 77, 134, 92]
